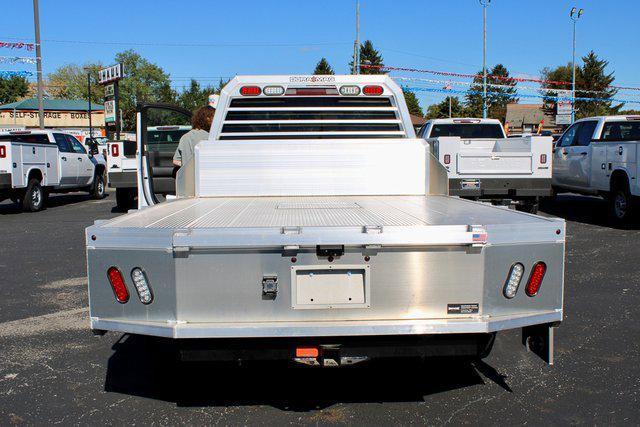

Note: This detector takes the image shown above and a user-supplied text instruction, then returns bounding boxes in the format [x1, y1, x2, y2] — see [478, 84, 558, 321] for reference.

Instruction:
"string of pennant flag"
[401, 86, 640, 105]
[0, 41, 35, 51]
[0, 56, 38, 64]
[0, 70, 33, 78]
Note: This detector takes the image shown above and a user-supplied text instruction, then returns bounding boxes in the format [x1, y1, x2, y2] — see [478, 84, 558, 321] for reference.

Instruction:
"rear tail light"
[525, 262, 547, 297]
[263, 85, 285, 96]
[363, 85, 383, 96]
[540, 154, 547, 164]
[107, 267, 129, 303]
[339, 85, 361, 96]
[110, 144, 119, 157]
[0, 145, 6, 158]
[240, 86, 261, 96]
[444, 154, 451, 164]
[131, 268, 153, 304]
[503, 263, 524, 299]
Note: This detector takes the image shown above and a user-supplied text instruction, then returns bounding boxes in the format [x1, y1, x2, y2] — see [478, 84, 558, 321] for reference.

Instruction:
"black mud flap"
[522, 323, 558, 365]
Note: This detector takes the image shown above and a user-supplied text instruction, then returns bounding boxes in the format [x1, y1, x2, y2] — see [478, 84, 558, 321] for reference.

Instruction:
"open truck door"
[136, 103, 192, 208]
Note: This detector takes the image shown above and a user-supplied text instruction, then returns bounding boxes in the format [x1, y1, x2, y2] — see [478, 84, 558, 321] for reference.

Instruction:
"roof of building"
[410, 114, 427, 126]
[0, 98, 104, 111]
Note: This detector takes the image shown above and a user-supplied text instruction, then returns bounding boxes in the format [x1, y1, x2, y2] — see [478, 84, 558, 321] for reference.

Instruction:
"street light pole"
[32, 0, 44, 129]
[354, 0, 360, 75]
[87, 70, 93, 141]
[480, 0, 490, 119]
[570, 7, 583, 123]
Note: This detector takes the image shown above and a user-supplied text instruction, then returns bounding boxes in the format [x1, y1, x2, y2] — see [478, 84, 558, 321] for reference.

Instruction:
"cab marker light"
[363, 85, 383, 96]
[263, 86, 285, 96]
[525, 262, 547, 297]
[107, 267, 129, 303]
[339, 85, 361, 96]
[240, 86, 261, 96]
[503, 263, 524, 299]
[131, 268, 153, 304]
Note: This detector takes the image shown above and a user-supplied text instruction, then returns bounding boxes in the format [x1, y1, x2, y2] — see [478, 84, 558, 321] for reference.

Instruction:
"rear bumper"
[90, 310, 561, 339]
[107, 170, 136, 188]
[449, 177, 552, 198]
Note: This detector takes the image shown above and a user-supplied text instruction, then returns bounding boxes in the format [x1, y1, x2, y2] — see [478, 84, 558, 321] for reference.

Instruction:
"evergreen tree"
[177, 79, 220, 112]
[541, 52, 619, 119]
[402, 88, 423, 117]
[313, 58, 334, 75]
[425, 96, 465, 119]
[465, 64, 518, 122]
[0, 75, 30, 104]
[350, 40, 384, 74]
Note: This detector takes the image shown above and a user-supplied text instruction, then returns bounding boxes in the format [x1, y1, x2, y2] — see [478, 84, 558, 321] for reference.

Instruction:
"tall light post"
[570, 7, 583, 123]
[480, 0, 491, 119]
[353, 0, 360, 75]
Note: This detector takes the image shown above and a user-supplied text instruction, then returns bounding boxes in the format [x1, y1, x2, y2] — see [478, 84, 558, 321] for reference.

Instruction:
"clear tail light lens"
[503, 263, 524, 298]
[339, 85, 361, 96]
[525, 262, 547, 297]
[131, 268, 153, 304]
[444, 154, 451, 164]
[263, 85, 285, 96]
[107, 267, 129, 303]
[363, 85, 383, 96]
[540, 154, 547, 164]
[240, 86, 261, 96]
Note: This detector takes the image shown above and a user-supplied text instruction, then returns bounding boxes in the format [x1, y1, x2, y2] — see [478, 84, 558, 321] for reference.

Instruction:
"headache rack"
[219, 94, 408, 140]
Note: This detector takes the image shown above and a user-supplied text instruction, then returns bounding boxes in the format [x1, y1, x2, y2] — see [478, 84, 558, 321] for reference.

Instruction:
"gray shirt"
[173, 129, 209, 166]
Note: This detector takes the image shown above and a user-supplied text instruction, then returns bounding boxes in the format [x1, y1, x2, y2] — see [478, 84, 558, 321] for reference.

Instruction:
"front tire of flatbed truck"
[90, 172, 106, 199]
[22, 179, 45, 212]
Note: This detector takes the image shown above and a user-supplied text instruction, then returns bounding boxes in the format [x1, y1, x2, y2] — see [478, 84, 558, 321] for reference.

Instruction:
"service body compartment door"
[457, 153, 533, 175]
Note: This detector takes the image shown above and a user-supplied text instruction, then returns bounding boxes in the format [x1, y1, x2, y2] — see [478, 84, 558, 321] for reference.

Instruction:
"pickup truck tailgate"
[457, 152, 533, 175]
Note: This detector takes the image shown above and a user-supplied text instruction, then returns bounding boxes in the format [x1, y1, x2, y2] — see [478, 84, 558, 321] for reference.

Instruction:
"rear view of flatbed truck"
[86, 75, 565, 366]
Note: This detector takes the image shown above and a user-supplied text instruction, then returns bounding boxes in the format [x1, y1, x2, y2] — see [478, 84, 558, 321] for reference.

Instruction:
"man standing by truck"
[172, 105, 215, 168]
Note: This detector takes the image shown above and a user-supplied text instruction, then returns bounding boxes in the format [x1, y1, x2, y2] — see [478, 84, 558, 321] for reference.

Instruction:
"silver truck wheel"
[610, 188, 633, 222]
[91, 173, 106, 199]
[22, 179, 45, 212]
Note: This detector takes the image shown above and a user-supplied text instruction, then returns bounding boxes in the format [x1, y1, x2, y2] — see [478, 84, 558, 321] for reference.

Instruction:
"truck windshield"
[0, 134, 50, 143]
[429, 124, 504, 139]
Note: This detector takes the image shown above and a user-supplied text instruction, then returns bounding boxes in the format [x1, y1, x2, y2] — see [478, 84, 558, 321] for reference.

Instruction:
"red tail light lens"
[363, 85, 383, 96]
[540, 154, 547, 164]
[111, 144, 119, 157]
[0, 145, 6, 158]
[107, 266, 129, 303]
[525, 262, 547, 297]
[444, 154, 451, 164]
[240, 86, 261, 96]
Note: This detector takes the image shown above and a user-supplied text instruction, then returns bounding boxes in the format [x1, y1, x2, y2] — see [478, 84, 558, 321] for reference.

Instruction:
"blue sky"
[2, 0, 639, 109]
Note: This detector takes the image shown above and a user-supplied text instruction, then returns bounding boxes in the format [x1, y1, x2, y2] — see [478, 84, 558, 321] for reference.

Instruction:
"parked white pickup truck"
[419, 118, 553, 213]
[0, 130, 106, 211]
[553, 115, 640, 221]
[86, 75, 565, 367]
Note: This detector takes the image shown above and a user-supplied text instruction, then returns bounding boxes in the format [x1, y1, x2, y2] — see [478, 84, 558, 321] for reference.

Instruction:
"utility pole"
[354, 0, 361, 75]
[449, 96, 452, 118]
[32, 0, 44, 129]
[570, 7, 583, 123]
[480, 0, 490, 119]
[87, 70, 93, 140]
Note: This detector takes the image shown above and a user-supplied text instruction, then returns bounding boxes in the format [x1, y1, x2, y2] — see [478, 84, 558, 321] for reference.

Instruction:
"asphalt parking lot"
[1, 192, 639, 425]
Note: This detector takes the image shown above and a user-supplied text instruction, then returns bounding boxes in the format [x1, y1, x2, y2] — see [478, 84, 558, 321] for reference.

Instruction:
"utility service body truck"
[553, 115, 640, 221]
[0, 130, 106, 211]
[86, 75, 565, 366]
[420, 118, 553, 213]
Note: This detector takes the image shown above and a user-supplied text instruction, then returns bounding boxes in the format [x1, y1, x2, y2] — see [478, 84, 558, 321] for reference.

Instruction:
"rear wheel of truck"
[91, 172, 106, 199]
[22, 179, 45, 212]
[115, 187, 135, 211]
[609, 184, 634, 223]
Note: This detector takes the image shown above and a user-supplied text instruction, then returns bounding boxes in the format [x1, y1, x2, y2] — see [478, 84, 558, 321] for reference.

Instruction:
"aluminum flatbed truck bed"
[86, 75, 564, 366]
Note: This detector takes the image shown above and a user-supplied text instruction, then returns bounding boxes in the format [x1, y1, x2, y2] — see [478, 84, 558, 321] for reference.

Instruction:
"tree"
[313, 58, 334, 75]
[402, 88, 423, 116]
[177, 79, 221, 112]
[541, 51, 620, 119]
[47, 63, 104, 102]
[350, 40, 384, 74]
[425, 96, 465, 119]
[465, 64, 518, 122]
[0, 75, 30, 104]
[114, 50, 176, 130]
